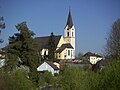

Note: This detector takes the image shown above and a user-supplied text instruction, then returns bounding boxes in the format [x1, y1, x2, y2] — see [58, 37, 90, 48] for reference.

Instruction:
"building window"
[68, 50, 70, 56]
[67, 32, 69, 37]
[72, 32, 74, 37]
[71, 50, 72, 57]
[64, 55, 66, 59]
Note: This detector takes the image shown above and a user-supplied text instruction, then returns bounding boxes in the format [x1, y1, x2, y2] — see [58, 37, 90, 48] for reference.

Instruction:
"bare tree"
[105, 19, 120, 60]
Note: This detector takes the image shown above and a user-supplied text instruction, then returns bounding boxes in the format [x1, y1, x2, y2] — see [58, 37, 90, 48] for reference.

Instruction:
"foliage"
[8, 22, 37, 68]
[0, 16, 5, 43]
[60, 61, 120, 90]
[0, 69, 36, 90]
[94, 61, 120, 90]
[76, 52, 83, 60]
[105, 19, 120, 60]
[5, 22, 39, 85]
[60, 67, 87, 90]
[4, 53, 19, 71]
[38, 71, 55, 87]
[48, 32, 55, 61]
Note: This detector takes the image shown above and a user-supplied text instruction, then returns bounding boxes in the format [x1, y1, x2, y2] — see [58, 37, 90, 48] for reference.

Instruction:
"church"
[35, 10, 76, 60]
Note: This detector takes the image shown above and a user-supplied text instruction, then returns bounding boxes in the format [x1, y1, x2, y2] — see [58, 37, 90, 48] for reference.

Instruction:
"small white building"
[37, 61, 59, 75]
[83, 52, 103, 64]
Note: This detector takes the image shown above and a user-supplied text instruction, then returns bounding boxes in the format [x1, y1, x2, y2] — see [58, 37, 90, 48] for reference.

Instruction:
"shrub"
[0, 69, 36, 90]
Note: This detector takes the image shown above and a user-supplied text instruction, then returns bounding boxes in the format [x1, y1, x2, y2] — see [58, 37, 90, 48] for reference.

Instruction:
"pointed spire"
[65, 10, 73, 29]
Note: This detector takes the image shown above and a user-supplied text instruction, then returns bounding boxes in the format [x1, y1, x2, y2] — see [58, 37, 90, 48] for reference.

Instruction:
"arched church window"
[72, 32, 74, 37]
[68, 50, 70, 56]
[67, 32, 69, 37]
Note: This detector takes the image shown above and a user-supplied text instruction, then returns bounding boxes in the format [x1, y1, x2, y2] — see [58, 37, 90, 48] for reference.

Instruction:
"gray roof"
[56, 44, 73, 53]
[65, 10, 74, 29]
[83, 52, 102, 57]
[34, 35, 62, 50]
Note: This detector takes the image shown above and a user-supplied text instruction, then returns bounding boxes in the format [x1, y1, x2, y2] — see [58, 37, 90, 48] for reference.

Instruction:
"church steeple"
[65, 10, 73, 29]
[64, 9, 75, 51]
[64, 9, 75, 59]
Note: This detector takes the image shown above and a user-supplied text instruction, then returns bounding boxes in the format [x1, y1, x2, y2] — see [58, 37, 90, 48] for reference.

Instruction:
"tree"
[48, 32, 55, 61]
[0, 16, 5, 43]
[105, 19, 120, 60]
[76, 52, 83, 60]
[92, 61, 120, 90]
[0, 69, 36, 90]
[5, 22, 39, 84]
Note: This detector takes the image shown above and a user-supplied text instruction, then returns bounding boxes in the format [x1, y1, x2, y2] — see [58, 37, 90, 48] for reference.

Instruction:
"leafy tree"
[105, 19, 120, 60]
[38, 71, 55, 88]
[0, 69, 36, 90]
[0, 16, 5, 43]
[60, 67, 86, 90]
[48, 32, 55, 61]
[94, 61, 120, 90]
[43, 71, 55, 85]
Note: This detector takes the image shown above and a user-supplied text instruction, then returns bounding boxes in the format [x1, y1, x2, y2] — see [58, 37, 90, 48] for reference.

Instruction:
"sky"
[0, 0, 120, 55]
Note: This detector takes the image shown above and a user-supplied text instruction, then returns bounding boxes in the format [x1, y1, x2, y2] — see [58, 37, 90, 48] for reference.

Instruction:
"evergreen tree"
[48, 32, 55, 61]
[5, 22, 39, 84]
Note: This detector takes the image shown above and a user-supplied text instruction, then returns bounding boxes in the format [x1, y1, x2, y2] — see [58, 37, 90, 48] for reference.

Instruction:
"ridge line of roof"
[35, 35, 62, 39]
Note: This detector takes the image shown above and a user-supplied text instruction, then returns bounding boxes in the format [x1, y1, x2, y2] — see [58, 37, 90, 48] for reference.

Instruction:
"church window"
[64, 55, 66, 58]
[68, 50, 70, 56]
[71, 50, 72, 57]
[67, 32, 69, 37]
[72, 32, 74, 37]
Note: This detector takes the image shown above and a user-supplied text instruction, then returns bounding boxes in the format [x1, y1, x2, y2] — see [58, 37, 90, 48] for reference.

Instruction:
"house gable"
[37, 61, 59, 75]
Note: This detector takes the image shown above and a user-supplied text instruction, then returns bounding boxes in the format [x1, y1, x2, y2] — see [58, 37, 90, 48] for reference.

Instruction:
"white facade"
[64, 25, 75, 49]
[37, 62, 59, 75]
[64, 25, 75, 52]
[64, 25, 75, 59]
[41, 49, 48, 56]
[89, 56, 103, 64]
[66, 48, 74, 59]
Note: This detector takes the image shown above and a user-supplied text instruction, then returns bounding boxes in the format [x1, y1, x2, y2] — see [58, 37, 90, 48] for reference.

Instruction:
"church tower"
[64, 10, 75, 51]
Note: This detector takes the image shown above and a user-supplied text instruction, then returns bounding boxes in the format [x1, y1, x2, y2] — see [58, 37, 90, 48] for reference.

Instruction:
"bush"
[95, 61, 120, 90]
[60, 61, 120, 90]
[0, 70, 36, 90]
[38, 71, 55, 87]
